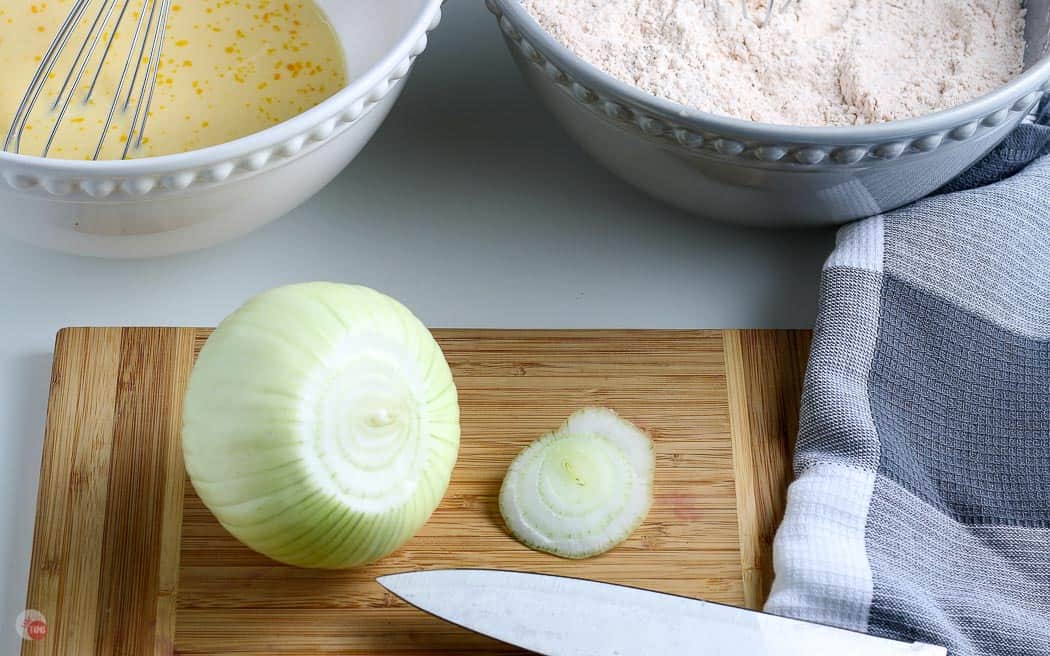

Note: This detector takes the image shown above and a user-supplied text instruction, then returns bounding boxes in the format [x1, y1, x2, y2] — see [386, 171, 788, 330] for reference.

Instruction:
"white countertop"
[0, 3, 833, 648]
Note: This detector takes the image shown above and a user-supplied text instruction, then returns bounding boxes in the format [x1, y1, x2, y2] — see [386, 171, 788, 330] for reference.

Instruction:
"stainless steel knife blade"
[377, 569, 947, 656]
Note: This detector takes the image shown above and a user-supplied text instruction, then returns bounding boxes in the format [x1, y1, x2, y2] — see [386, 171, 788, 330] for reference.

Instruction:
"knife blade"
[377, 569, 947, 656]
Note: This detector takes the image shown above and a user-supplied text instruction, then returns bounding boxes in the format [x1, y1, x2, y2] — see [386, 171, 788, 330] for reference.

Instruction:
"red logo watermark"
[16, 610, 47, 641]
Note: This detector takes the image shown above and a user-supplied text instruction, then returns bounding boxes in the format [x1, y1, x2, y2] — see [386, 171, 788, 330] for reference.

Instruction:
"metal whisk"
[3, 0, 173, 160]
[730, 0, 795, 27]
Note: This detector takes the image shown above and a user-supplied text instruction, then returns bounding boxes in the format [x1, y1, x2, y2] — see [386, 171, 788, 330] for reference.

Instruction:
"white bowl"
[0, 0, 444, 258]
[488, 0, 1050, 226]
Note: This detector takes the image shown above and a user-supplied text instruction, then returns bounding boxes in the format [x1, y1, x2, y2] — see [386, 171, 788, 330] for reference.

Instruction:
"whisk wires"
[3, 0, 173, 160]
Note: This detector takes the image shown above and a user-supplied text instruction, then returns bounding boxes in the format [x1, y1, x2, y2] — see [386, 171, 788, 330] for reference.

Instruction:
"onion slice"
[499, 408, 654, 559]
[182, 283, 460, 569]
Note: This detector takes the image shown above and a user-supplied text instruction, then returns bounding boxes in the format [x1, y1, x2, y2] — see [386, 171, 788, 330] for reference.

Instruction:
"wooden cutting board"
[22, 328, 809, 655]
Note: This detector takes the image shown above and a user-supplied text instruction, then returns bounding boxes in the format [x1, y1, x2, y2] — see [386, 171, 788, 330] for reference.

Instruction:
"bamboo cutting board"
[23, 328, 809, 655]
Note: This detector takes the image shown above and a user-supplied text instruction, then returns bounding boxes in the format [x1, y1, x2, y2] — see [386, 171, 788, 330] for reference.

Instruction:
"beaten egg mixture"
[0, 0, 347, 159]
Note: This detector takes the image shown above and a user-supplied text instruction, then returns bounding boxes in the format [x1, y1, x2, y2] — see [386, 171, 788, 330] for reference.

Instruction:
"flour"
[520, 0, 1028, 126]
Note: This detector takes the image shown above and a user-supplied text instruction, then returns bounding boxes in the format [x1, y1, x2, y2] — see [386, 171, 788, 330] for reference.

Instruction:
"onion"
[182, 283, 460, 569]
[499, 408, 654, 559]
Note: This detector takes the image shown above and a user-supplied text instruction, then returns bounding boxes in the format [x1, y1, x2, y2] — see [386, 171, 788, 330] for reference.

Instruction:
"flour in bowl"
[520, 0, 1028, 126]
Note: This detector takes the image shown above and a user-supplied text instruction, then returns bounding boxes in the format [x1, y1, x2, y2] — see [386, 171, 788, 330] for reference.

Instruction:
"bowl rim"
[0, 0, 444, 175]
[493, 0, 1050, 143]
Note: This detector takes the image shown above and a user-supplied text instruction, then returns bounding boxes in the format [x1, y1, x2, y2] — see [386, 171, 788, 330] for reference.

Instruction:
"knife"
[377, 569, 947, 655]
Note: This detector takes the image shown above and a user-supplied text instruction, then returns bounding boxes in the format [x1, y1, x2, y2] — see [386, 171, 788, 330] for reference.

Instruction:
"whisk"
[3, 0, 174, 160]
[727, 0, 795, 27]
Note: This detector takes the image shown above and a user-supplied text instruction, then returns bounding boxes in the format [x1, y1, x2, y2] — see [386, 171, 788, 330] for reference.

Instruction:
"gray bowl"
[486, 0, 1050, 227]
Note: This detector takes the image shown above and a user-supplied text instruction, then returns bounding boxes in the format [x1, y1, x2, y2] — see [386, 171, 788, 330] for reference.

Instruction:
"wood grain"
[724, 329, 810, 609]
[24, 328, 808, 655]
[95, 329, 193, 655]
[23, 328, 122, 656]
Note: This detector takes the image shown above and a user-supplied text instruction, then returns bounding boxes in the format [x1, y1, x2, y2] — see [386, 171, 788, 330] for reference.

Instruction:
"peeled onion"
[182, 283, 460, 569]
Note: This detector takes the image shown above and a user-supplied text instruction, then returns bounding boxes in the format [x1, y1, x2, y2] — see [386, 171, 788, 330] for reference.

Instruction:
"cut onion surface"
[182, 283, 460, 569]
[499, 408, 654, 559]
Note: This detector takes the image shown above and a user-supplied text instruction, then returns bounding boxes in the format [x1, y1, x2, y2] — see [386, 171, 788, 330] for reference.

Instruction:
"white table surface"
[0, 2, 833, 648]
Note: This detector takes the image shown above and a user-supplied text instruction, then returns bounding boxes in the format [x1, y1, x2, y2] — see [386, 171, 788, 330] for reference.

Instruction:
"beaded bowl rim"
[489, 0, 1050, 145]
[0, 0, 444, 178]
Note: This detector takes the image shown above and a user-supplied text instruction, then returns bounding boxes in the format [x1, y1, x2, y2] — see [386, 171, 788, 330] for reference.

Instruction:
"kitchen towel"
[765, 99, 1050, 656]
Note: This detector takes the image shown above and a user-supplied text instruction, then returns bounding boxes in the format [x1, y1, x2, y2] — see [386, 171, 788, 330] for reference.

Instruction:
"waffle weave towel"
[765, 101, 1050, 656]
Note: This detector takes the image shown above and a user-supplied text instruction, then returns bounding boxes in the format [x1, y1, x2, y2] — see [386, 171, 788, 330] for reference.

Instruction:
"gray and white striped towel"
[765, 101, 1050, 656]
